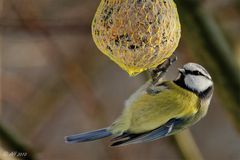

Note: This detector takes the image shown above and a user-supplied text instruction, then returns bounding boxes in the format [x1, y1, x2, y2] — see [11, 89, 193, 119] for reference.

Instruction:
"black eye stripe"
[185, 70, 205, 76]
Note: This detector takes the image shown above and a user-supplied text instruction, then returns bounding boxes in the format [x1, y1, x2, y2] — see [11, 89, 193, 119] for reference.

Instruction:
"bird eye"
[192, 71, 202, 75]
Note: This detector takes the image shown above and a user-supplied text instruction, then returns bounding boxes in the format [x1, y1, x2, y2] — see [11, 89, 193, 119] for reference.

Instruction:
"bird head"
[177, 63, 213, 95]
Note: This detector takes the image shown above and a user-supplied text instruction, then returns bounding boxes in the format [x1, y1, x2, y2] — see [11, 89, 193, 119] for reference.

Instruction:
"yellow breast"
[110, 81, 200, 134]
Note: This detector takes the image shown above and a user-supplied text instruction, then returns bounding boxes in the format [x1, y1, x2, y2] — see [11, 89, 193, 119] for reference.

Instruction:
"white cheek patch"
[184, 75, 213, 92]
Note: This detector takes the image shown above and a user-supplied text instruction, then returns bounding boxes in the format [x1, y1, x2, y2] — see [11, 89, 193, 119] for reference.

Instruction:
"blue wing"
[111, 118, 184, 147]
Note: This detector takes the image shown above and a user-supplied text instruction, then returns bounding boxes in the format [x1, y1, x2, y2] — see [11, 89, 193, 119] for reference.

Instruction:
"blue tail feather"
[65, 128, 112, 143]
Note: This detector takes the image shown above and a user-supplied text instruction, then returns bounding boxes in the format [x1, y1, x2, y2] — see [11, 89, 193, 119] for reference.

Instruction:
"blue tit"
[65, 63, 214, 147]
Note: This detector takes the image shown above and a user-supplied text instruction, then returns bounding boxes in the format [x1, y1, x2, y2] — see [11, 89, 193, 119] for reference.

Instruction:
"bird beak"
[178, 68, 185, 74]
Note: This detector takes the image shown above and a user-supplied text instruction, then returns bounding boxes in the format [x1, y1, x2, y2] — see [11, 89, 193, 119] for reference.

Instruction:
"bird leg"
[146, 54, 177, 95]
[151, 54, 177, 85]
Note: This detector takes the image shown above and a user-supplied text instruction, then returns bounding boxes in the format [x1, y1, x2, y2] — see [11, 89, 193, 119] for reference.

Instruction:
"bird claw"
[151, 53, 177, 85]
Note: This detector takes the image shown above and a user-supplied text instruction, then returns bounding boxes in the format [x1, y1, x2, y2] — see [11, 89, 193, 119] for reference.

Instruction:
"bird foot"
[151, 54, 177, 85]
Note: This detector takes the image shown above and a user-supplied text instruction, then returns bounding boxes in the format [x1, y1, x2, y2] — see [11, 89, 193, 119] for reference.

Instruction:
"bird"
[65, 62, 214, 147]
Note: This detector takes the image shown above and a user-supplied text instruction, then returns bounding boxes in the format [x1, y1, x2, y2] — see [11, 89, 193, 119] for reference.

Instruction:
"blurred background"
[1, 0, 240, 160]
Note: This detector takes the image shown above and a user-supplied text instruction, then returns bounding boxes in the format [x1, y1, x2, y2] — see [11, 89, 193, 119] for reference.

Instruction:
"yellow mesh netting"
[92, 0, 181, 76]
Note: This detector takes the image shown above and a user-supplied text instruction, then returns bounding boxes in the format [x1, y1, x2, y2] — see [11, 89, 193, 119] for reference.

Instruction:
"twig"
[173, 130, 204, 160]
[0, 123, 35, 160]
